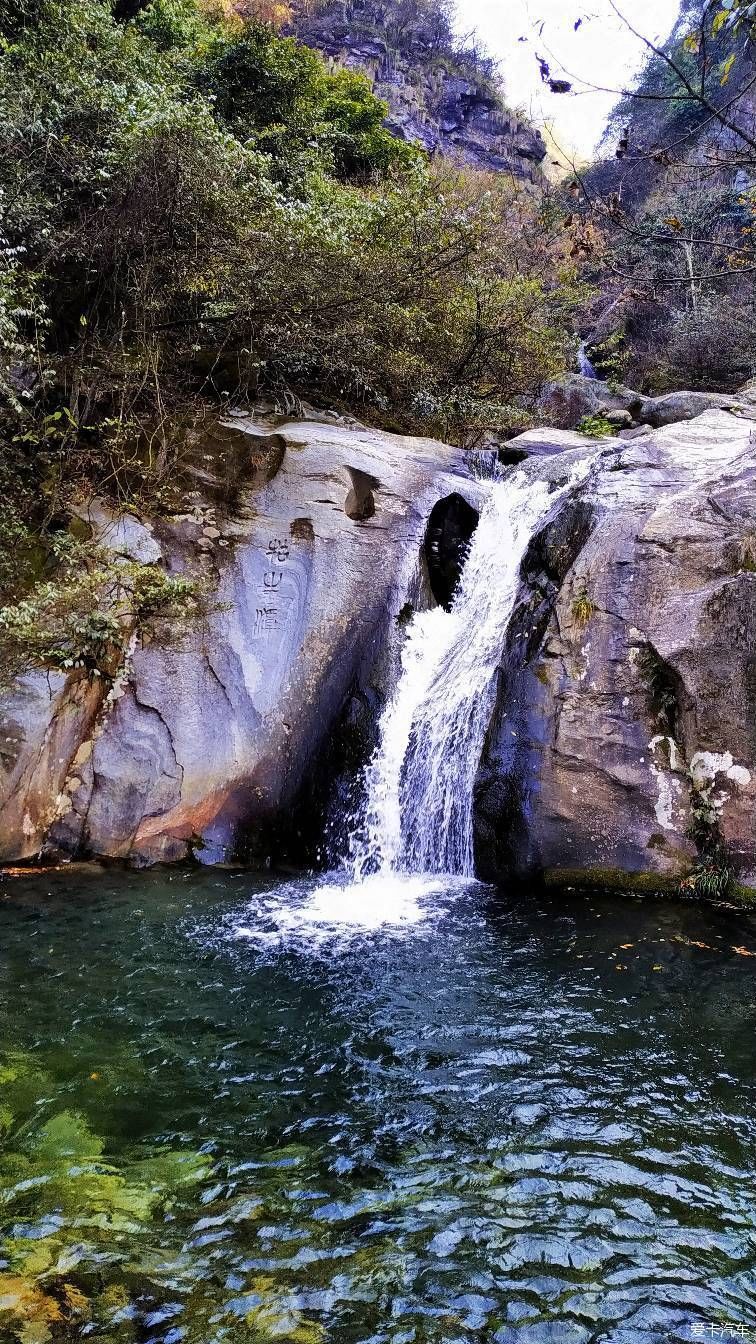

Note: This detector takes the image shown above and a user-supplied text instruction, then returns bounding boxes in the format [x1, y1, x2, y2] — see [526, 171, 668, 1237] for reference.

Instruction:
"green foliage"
[576, 413, 615, 438]
[713, 0, 756, 35]
[196, 20, 412, 181]
[589, 331, 628, 383]
[680, 858, 735, 901]
[0, 537, 207, 685]
[0, 0, 578, 679]
[0, 0, 573, 458]
[0, 1047, 213, 1343]
[571, 587, 597, 626]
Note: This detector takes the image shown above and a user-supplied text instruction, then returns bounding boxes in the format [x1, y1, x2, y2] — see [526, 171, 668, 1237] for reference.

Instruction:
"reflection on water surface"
[0, 867, 755, 1342]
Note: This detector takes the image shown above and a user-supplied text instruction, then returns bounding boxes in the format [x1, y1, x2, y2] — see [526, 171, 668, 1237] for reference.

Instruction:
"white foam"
[231, 872, 467, 952]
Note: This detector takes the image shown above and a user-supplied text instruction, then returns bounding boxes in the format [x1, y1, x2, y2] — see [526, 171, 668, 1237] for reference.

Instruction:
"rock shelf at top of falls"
[1, 399, 756, 901]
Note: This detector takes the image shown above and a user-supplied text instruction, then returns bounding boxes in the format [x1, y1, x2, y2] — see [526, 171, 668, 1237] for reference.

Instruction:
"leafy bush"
[576, 413, 616, 438]
[0, 538, 207, 686]
[0, 0, 579, 679]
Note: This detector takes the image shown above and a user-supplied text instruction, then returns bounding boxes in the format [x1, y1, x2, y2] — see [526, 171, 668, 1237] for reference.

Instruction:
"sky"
[457, 0, 682, 160]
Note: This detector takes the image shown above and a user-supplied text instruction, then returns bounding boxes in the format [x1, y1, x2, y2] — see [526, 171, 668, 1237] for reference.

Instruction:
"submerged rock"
[0, 411, 478, 866]
[476, 410, 756, 895]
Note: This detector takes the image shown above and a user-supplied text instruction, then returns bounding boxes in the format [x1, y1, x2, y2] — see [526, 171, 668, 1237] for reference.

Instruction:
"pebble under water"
[1, 868, 756, 1342]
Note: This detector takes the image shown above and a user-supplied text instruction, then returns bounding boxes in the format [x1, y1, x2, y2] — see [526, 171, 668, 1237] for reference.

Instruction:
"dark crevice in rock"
[345, 467, 379, 521]
[276, 682, 380, 869]
[498, 447, 530, 467]
[636, 644, 687, 747]
[204, 651, 237, 717]
[523, 498, 596, 587]
[424, 493, 479, 610]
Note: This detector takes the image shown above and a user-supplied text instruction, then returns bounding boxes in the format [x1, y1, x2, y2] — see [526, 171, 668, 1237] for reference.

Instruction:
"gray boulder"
[638, 390, 748, 427]
[537, 374, 642, 431]
[537, 376, 752, 436]
[504, 426, 600, 459]
[476, 409, 756, 895]
[0, 411, 479, 866]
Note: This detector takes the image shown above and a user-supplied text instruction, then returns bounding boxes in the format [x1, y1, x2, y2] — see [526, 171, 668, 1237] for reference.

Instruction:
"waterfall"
[351, 470, 571, 881]
[578, 341, 599, 380]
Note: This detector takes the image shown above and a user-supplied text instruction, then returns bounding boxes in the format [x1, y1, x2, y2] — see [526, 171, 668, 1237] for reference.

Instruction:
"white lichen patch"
[104, 629, 139, 710]
[690, 750, 751, 792]
[578, 641, 591, 682]
[648, 735, 685, 831]
[649, 734, 685, 773]
[683, 750, 752, 831]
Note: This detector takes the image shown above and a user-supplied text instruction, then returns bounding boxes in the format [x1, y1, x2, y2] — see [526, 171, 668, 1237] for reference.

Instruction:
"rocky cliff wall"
[290, 0, 546, 180]
[2, 400, 756, 901]
[477, 406, 756, 898]
[0, 411, 480, 867]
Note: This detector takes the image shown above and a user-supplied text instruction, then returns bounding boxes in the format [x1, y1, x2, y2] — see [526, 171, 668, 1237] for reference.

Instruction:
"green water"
[1, 867, 755, 1343]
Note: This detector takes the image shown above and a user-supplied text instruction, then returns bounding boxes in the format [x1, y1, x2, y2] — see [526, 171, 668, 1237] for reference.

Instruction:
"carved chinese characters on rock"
[254, 538, 291, 639]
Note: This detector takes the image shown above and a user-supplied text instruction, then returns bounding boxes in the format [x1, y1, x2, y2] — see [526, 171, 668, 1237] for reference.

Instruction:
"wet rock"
[476, 409, 756, 893]
[617, 425, 653, 441]
[0, 672, 107, 862]
[504, 426, 600, 459]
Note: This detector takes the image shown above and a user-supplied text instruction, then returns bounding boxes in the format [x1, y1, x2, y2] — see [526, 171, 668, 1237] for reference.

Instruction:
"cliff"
[477, 402, 756, 900]
[0, 411, 480, 867]
[288, 0, 547, 180]
[581, 5, 756, 389]
[588, 2, 755, 204]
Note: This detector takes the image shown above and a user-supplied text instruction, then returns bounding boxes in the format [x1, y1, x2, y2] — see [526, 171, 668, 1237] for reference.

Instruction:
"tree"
[530, 3, 756, 387]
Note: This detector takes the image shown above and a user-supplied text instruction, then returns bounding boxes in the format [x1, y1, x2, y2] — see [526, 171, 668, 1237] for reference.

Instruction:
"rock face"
[538, 373, 750, 434]
[476, 409, 756, 894]
[0, 411, 478, 866]
[4, 402, 756, 898]
[290, 0, 546, 181]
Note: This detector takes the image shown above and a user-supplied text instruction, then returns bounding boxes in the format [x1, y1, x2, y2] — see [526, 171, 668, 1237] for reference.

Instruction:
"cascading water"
[351, 469, 573, 882]
[578, 341, 599, 380]
[235, 462, 591, 941]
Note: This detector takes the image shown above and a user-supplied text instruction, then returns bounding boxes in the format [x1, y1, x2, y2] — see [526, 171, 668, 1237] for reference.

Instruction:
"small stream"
[1, 867, 756, 1341]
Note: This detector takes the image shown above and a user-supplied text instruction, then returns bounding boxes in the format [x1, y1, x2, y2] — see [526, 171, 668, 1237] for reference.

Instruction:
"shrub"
[0, 0, 579, 678]
[577, 413, 616, 438]
[571, 588, 597, 626]
[0, 537, 207, 686]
